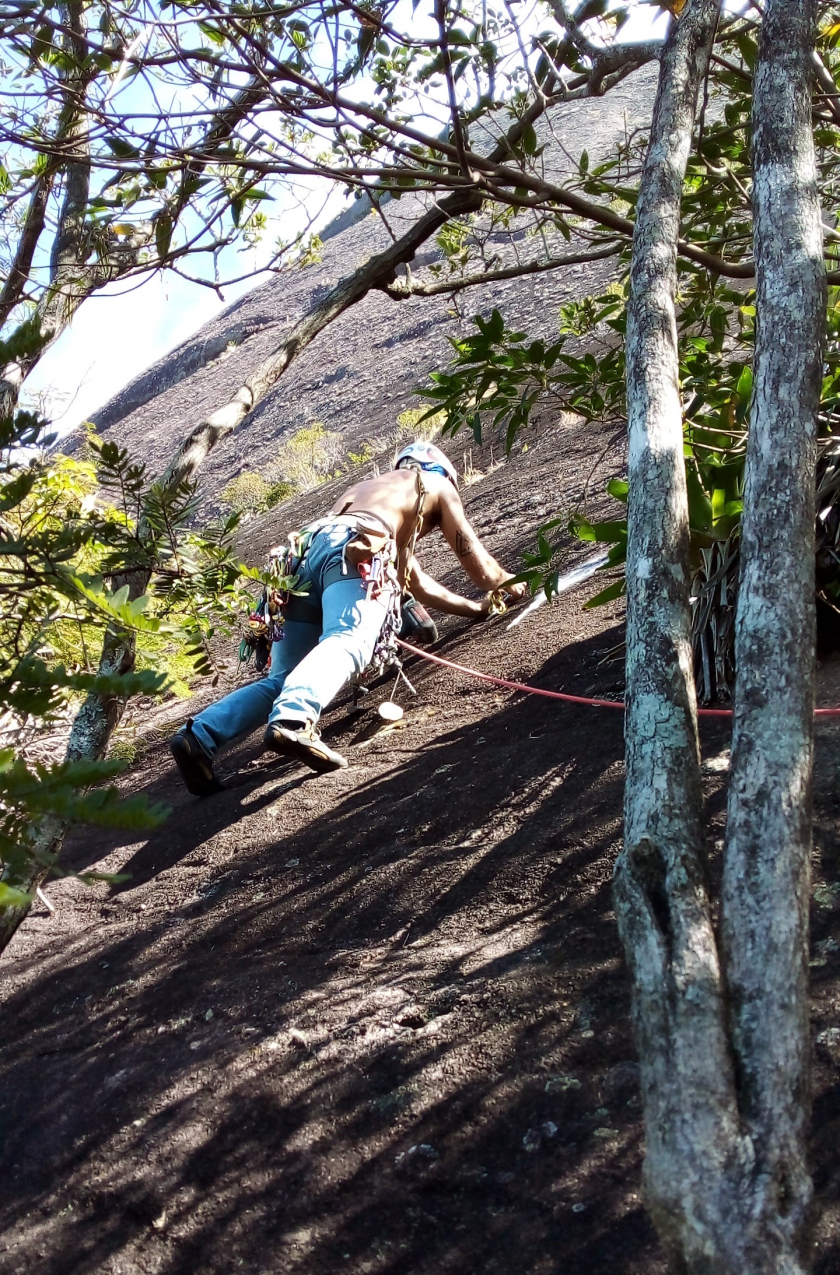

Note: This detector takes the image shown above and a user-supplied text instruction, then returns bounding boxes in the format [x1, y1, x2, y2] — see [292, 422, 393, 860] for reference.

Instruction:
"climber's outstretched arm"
[408, 559, 489, 618]
[436, 483, 526, 597]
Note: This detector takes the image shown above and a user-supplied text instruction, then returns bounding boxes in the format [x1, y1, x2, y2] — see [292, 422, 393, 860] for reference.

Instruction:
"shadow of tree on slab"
[2, 626, 839, 1275]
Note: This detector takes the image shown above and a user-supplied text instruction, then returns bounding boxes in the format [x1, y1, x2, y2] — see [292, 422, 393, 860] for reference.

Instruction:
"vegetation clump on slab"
[0, 402, 248, 911]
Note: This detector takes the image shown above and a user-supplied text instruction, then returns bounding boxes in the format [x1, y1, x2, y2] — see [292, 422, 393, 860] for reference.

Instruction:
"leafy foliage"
[220, 472, 294, 517]
[269, 422, 343, 494]
[0, 407, 253, 902]
[419, 294, 626, 448]
[431, 280, 840, 700]
[420, 271, 758, 699]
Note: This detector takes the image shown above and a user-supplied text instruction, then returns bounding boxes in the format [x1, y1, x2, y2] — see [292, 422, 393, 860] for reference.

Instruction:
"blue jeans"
[187, 524, 392, 759]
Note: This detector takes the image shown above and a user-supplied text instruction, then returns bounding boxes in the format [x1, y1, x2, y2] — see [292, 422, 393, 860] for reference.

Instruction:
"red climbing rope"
[396, 639, 840, 719]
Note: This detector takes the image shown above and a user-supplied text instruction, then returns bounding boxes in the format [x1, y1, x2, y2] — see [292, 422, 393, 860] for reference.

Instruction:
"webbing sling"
[402, 470, 427, 590]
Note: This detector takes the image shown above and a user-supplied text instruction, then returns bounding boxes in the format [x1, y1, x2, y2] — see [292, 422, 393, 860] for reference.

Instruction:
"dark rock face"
[85, 67, 657, 506]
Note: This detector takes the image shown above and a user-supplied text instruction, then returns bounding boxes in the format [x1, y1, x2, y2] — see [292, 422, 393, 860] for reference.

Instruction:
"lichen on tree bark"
[616, 1, 825, 1271]
[722, 0, 825, 1261]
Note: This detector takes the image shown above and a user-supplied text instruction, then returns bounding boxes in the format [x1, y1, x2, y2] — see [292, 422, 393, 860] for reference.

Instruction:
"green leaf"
[735, 365, 753, 403]
[155, 211, 173, 260]
[0, 883, 32, 909]
[709, 306, 727, 353]
[686, 461, 714, 533]
[197, 21, 226, 46]
[576, 519, 627, 544]
[735, 33, 758, 71]
[31, 23, 54, 61]
[0, 468, 37, 512]
[711, 487, 727, 522]
[584, 578, 626, 609]
[107, 138, 142, 160]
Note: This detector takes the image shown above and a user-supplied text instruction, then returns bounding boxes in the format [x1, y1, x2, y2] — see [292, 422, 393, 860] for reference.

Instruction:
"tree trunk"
[616, 0, 824, 1270]
[614, 4, 749, 1269]
[721, 0, 825, 1266]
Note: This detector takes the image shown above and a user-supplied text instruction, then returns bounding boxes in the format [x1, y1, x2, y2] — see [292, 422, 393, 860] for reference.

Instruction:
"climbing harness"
[238, 473, 440, 713]
[238, 506, 407, 675]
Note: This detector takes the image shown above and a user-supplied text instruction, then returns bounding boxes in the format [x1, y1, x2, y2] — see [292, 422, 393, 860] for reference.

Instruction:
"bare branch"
[0, 172, 56, 329]
[435, 0, 470, 177]
[812, 45, 840, 128]
[381, 242, 622, 297]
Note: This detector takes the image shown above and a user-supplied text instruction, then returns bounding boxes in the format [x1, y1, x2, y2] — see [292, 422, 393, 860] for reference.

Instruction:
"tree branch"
[435, 0, 470, 177]
[546, 0, 601, 61]
[812, 45, 840, 128]
[546, 0, 663, 93]
[471, 159, 758, 276]
[0, 65, 272, 424]
[380, 242, 622, 297]
[0, 171, 55, 329]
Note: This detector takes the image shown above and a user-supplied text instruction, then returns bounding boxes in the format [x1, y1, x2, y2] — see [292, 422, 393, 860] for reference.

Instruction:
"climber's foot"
[263, 721, 348, 773]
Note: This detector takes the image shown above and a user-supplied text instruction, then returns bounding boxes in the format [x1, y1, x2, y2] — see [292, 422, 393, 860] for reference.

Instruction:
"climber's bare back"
[332, 466, 524, 601]
[331, 468, 449, 550]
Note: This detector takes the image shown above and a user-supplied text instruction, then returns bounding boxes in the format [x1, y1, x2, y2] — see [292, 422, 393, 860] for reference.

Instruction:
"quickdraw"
[350, 587, 407, 708]
[237, 542, 301, 670]
[486, 589, 508, 616]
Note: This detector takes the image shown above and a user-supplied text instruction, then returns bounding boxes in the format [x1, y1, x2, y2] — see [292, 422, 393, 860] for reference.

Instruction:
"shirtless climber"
[170, 441, 525, 793]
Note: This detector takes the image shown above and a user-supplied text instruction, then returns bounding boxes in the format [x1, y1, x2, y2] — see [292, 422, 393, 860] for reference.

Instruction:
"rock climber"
[170, 441, 526, 793]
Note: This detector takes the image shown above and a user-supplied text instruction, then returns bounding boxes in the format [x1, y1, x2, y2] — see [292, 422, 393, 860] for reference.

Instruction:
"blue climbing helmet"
[395, 441, 458, 488]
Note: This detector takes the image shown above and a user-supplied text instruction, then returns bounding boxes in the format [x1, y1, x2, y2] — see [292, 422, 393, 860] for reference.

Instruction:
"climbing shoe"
[263, 721, 348, 773]
[170, 720, 224, 797]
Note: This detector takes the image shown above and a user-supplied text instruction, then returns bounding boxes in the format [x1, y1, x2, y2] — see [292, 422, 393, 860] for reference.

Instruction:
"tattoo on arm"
[455, 530, 475, 560]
